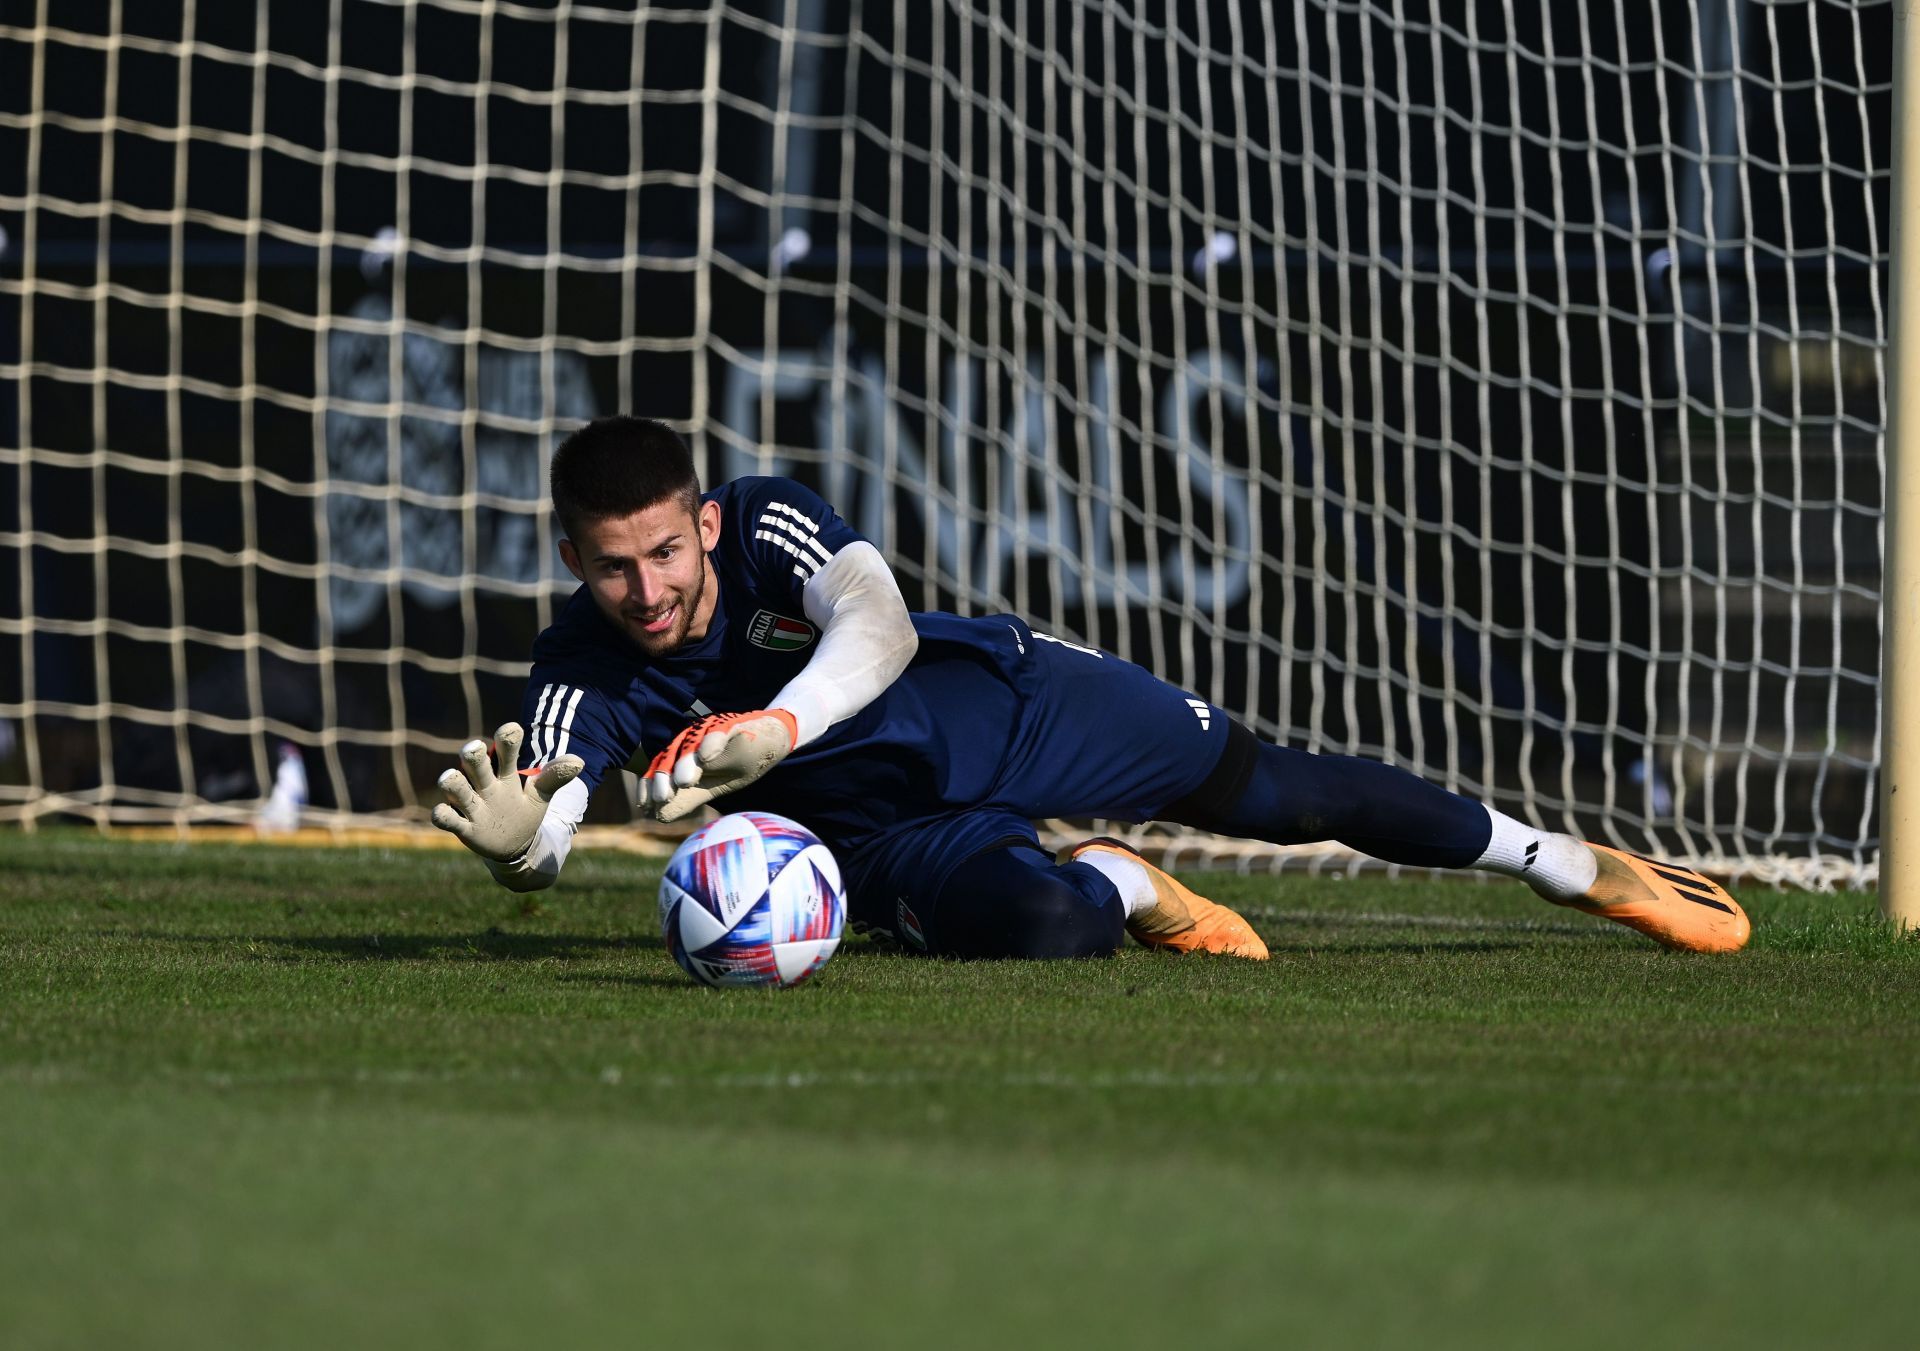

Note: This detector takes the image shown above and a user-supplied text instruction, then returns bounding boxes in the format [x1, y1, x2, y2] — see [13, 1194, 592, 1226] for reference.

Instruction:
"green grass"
[3, 831, 1918, 1349]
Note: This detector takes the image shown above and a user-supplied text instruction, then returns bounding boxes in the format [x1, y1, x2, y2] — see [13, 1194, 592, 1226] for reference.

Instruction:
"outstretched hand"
[431, 722, 584, 861]
[638, 709, 797, 823]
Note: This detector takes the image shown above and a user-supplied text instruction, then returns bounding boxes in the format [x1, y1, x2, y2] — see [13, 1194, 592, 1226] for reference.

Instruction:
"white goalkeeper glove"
[639, 709, 797, 824]
[431, 722, 584, 862]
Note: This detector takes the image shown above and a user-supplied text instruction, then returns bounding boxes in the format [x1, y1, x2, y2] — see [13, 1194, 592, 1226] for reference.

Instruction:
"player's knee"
[928, 845, 1125, 959]
[996, 877, 1123, 959]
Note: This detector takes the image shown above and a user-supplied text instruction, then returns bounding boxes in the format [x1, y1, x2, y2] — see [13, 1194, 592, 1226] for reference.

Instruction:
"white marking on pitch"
[1242, 908, 1603, 935]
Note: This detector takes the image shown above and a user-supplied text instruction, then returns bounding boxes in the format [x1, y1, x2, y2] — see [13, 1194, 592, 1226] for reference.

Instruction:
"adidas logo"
[1185, 698, 1212, 731]
[1522, 841, 1539, 871]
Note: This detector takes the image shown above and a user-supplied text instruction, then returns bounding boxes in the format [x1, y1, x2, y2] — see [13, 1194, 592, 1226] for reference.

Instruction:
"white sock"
[1074, 848, 1158, 919]
[1471, 806, 1597, 901]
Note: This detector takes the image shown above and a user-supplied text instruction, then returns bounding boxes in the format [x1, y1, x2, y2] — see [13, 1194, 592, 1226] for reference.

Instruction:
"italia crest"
[747, 610, 816, 652]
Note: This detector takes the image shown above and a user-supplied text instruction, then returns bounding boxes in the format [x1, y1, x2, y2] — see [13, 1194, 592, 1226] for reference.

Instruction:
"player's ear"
[557, 536, 585, 582]
[697, 498, 721, 551]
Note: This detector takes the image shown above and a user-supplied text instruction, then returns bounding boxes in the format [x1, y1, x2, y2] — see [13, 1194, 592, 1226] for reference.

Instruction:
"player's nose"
[634, 568, 669, 609]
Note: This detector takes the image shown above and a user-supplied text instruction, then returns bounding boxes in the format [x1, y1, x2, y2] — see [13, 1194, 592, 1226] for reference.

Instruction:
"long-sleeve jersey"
[505, 478, 1029, 864]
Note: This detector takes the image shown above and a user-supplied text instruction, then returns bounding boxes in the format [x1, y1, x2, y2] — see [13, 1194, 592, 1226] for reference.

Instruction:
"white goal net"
[0, 1, 1894, 888]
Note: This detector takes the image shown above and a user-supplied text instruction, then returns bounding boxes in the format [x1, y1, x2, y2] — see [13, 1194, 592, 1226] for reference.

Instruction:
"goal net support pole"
[1881, 0, 1920, 928]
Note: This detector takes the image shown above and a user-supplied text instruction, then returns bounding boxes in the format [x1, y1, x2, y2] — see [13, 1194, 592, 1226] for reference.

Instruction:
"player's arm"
[771, 539, 919, 745]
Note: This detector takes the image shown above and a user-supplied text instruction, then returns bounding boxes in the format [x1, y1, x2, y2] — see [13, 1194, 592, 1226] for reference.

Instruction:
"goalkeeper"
[433, 416, 1749, 960]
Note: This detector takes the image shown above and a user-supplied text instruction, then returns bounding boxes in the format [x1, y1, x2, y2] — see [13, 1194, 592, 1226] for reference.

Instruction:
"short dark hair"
[549, 416, 702, 540]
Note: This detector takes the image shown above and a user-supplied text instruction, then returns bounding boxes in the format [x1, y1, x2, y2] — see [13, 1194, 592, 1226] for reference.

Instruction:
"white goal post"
[1879, 0, 1920, 926]
[0, 1, 1904, 896]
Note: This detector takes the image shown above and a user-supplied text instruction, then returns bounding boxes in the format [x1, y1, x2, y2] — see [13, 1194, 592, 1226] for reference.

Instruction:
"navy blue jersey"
[516, 476, 1232, 884]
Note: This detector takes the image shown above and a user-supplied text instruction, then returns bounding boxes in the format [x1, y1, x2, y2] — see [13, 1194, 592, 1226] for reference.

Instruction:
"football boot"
[1064, 838, 1270, 960]
[1553, 844, 1751, 953]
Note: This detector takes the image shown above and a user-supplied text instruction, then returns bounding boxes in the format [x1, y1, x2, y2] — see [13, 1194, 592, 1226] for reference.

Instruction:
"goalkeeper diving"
[432, 416, 1749, 959]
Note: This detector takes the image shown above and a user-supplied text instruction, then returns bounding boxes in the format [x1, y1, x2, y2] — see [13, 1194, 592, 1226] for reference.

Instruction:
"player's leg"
[998, 627, 1746, 954]
[1159, 721, 1503, 869]
[1159, 721, 1749, 953]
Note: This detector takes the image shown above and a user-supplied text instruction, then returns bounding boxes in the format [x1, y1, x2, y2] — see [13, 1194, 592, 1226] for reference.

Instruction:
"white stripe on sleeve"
[763, 500, 821, 533]
[755, 529, 823, 577]
[528, 682, 557, 764]
[758, 512, 833, 564]
[552, 687, 587, 760]
[536, 683, 573, 764]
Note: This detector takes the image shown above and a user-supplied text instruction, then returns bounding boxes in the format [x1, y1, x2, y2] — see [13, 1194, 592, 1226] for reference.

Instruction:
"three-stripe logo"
[528, 682, 586, 766]
[755, 500, 833, 581]
[1630, 852, 1738, 914]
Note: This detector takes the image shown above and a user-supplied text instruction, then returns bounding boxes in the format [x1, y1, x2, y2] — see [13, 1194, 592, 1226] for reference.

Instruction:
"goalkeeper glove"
[431, 722, 584, 862]
[639, 709, 797, 824]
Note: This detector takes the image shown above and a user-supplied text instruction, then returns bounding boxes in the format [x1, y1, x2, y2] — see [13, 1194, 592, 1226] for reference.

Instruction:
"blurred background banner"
[0, 1, 1893, 885]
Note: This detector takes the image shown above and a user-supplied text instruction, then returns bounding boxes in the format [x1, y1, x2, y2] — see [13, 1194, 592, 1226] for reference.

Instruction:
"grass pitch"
[3, 832, 1918, 1349]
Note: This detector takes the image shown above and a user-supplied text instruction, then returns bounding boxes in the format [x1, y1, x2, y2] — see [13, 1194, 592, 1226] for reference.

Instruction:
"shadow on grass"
[115, 929, 665, 961]
[277, 932, 670, 961]
[552, 971, 726, 991]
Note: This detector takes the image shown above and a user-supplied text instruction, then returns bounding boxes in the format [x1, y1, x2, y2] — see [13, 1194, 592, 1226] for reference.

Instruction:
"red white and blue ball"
[658, 811, 845, 988]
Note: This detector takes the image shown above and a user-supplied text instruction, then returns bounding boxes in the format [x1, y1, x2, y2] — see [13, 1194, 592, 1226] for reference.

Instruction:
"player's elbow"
[887, 622, 919, 675]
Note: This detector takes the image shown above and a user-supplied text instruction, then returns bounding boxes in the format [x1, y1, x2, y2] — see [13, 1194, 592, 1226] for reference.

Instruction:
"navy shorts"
[838, 627, 1249, 946]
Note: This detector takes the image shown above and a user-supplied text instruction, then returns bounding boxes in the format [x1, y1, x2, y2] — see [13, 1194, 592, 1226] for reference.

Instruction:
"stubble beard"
[624, 556, 706, 657]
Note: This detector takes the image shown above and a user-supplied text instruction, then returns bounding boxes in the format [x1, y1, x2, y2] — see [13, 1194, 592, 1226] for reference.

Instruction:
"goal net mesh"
[0, 1, 1892, 887]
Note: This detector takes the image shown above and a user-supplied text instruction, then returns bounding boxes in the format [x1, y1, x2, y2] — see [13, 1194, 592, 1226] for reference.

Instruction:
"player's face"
[560, 497, 722, 656]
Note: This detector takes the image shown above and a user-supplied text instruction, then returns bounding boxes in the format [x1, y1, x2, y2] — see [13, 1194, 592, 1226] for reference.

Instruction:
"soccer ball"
[658, 811, 845, 988]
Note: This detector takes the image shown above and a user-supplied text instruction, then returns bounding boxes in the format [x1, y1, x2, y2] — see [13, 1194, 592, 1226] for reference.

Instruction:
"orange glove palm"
[639, 709, 798, 823]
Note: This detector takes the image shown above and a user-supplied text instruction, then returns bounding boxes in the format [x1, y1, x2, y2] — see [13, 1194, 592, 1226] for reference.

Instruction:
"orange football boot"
[1064, 838, 1270, 960]
[1552, 844, 1751, 953]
